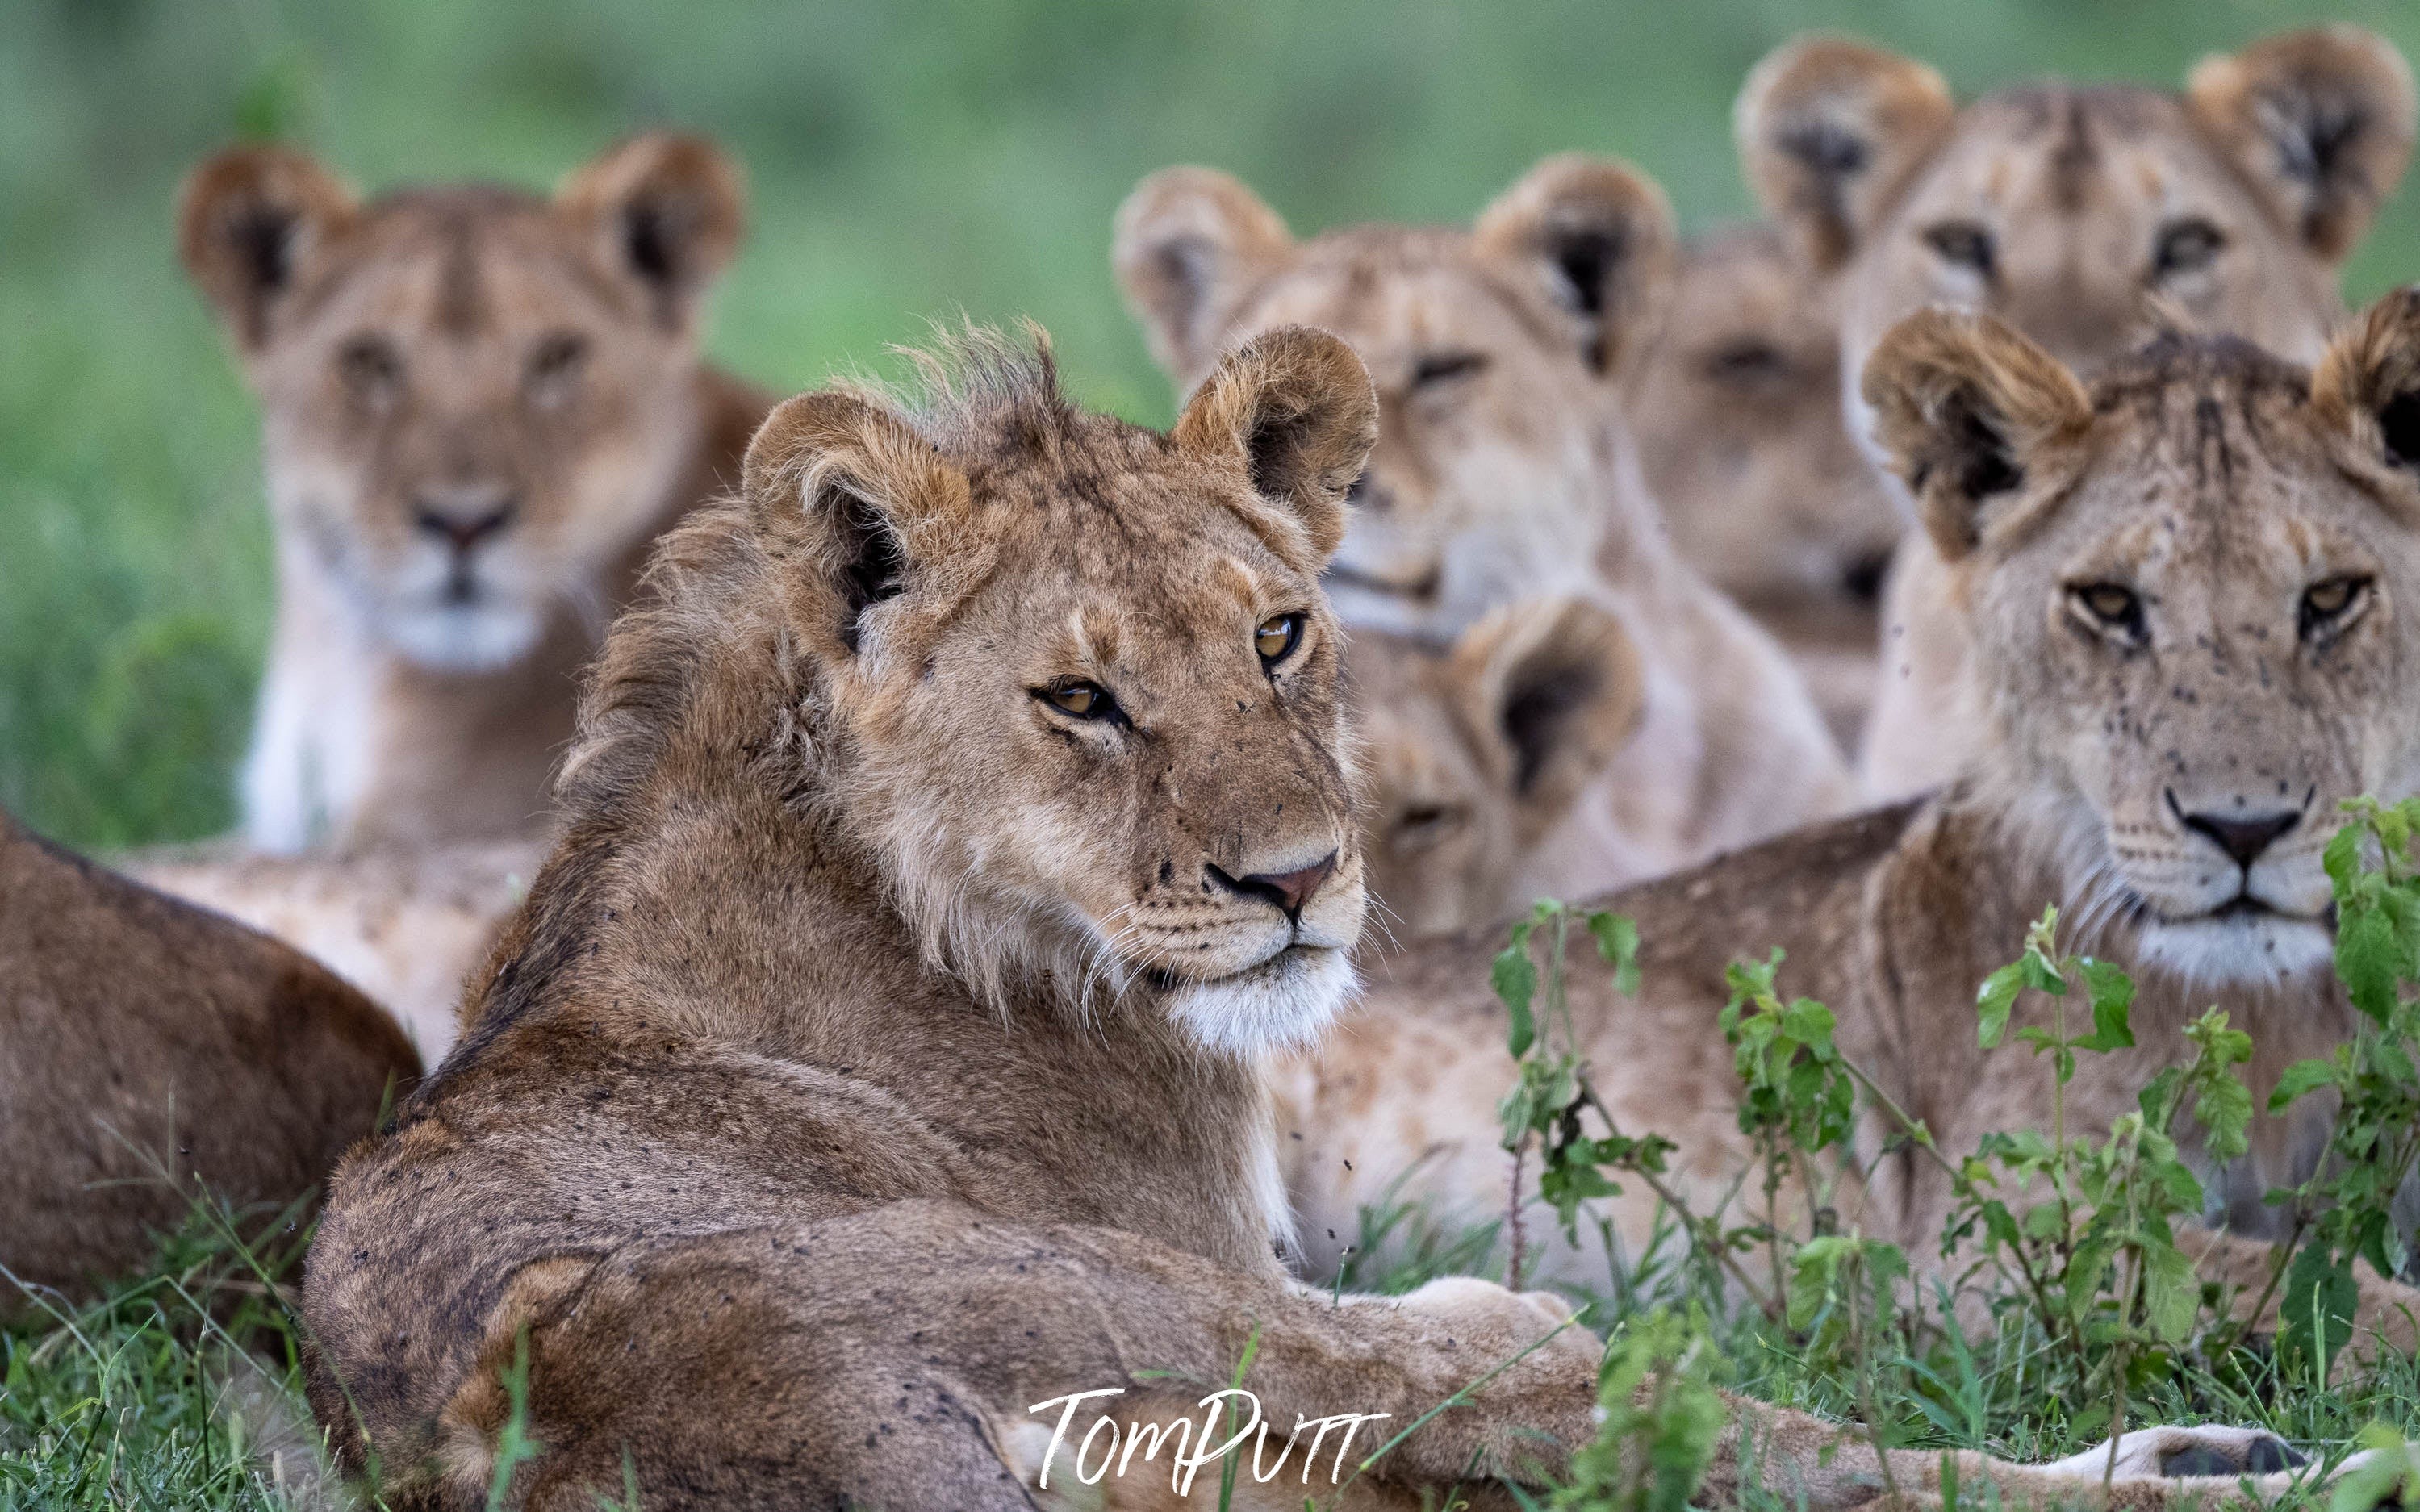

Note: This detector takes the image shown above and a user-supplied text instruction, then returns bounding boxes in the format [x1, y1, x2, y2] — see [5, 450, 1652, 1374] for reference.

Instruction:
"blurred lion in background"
[178, 132, 771, 852]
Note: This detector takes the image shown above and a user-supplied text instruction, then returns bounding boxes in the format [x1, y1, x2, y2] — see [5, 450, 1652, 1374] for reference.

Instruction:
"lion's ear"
[2187, 27, 2416, 265]
[1737, 37, 1954, 273]
[2313, 286, 2420, 477]
[1171, 325, 1375, 565]
[1448, 596, 1643, 829]
[1860, 309, 2091, 562]
[1114, 167, 1294, 385]
[1473, 154, 1675, 377]
[176, 145, 358, 353]
[742, 390, 973, 656]
[557, 132, 746, 331]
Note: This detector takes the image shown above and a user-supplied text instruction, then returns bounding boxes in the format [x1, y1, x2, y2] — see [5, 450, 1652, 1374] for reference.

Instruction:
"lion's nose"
[2171, 792, 2301, 869]
[412, 492, 520, 556]
[1207, 850, 1337, 921]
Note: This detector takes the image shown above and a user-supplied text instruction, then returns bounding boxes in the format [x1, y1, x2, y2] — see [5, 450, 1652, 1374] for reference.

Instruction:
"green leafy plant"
[1494, 901, 1699, 1297]
[2260, 797, 2420, 1380]
[1550, 1309, 1727, 1512]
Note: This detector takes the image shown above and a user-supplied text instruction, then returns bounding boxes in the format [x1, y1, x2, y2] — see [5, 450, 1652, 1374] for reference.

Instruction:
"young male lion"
[1284, 299, 2420, 1361]
[1, 806, 418, 1303]
[178, 133, 773, 852]
[1732, 27, 2417, 798]
[298, 328, 2303, 1510]
[1116, 159, 1855, 885]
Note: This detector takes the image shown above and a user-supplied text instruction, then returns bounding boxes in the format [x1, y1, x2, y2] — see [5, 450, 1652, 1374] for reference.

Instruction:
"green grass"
[11, 1188, 2418, 1510]
[0, 1200, 326, 1511]
[14, 0, 2420, 846]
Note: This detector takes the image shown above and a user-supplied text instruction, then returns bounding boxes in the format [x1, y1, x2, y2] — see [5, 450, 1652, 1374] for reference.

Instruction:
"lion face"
[1741, 29, 2416, 473]
[1348, 598, 1643, 938]
[1865, 300, 2420, 988]
[1115, 158, 1674, 641]
[1628, 225, 1900, 618]
[739, 328, 1377, 1056]
[180, 136, 743, 672]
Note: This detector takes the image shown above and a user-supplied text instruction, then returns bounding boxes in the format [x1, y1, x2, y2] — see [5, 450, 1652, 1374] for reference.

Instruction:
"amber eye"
[2068, 581, 2146, 639]
[2300, 575, 2372, 642]
[1923, 220, 1997, 279]
[1256, 612, 1305, 665]
[1036, 679, 1117, 720]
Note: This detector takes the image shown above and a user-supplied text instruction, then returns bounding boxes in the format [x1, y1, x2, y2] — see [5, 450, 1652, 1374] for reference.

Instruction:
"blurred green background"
[9, 0, 2420, 849]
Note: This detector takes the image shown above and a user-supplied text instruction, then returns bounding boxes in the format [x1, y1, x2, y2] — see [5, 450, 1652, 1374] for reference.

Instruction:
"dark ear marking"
[2185, 27, 2418, 262]
[232, 208, 297, 299]
[1113, 166, 1295, 384]
[1861, 308, 2091, 561]
[1946, 397, 2024, 500]
[2381, 389, 2420, 469]
[1502, 662, 1601, 795]
[1473, 154, 1675, 379]
[554, 132, 746, 331]
[1735, 37, 1955, 271]
[832, 489, 909, 654]
[623, 203, 676, 286]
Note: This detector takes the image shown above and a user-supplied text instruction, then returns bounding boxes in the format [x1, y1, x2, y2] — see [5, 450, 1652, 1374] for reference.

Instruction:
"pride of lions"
[11, 23, 2420, 1510]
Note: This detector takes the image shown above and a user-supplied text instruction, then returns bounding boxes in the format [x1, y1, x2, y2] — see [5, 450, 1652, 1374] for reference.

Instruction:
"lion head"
[1863, 293, 2420, 986]
[1114, 157, 1674, 641]
[1348, 597, 1644, 938]
[1628, 223, 1900, 624]
[178, 133, 745, 673]
[562, 326, 1378, 1056]
[1739, 27, 2416, 467]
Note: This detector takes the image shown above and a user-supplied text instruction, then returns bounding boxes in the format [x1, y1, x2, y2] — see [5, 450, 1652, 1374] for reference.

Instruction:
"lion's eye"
[1703, 340, 1790, 386]
[527, 332, 589, 402]
[1411, 352, 1488, 390]
[1923, 220, 1997, 279]
[1036, 679, 1118, 720]
[2300, 574, 2372, 642]
[2152, 217, 2226, 280]
[2068, 581, 2146, 639]
[1256, 612, 1305, 665]
[1394, 803, 1465, 850]
[336, 335, 403, 404]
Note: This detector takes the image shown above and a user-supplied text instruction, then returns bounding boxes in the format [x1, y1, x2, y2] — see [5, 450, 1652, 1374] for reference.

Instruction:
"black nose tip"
[2175, 798, 2301, 869]
[412, 498, 519, 555]
[1206, 850, 1338, 920]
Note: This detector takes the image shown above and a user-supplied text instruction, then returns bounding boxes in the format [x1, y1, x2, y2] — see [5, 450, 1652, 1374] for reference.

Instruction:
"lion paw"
[2044, 1423, 2305, 1481]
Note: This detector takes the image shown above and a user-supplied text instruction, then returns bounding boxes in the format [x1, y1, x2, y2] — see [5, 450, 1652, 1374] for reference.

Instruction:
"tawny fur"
[299, 328, 1610, 1510]
[177, 134, 773, 851]
[299, 327, 2355, 1511]
[1346, 598, 1645, 938]
[1624, 225, 1900, 745]
[1735, 27, 2417, 800]
[125, 836, 542, 1059]
[1116, 157, 1856, 884]
[0, 808, 419, 1305]
[1286, 310, 2420, 1364]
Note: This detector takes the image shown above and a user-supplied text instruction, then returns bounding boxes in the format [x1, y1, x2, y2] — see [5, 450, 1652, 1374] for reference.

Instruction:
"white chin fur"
[1165, 945, 1356, 1059]
[382, 599, 546, 674]
[2135, 914, 2334, 988]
